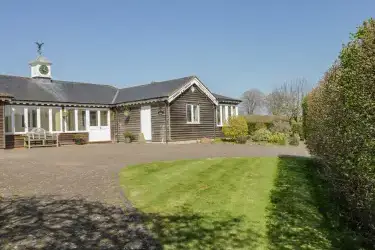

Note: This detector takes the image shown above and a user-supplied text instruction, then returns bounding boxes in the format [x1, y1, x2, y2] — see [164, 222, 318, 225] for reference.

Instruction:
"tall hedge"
[305, 19, 375, 243]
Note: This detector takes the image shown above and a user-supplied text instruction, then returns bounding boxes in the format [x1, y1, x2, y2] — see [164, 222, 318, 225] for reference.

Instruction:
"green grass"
[119, 157, 365, 250]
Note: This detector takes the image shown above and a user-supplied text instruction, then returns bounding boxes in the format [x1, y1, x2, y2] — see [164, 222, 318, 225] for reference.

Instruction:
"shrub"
[222, 116, 248, 141]
[236, 135, 248, 144]
[123, 131, 135, 141]
[291, 120, 303, 140]
[270, 120, 291, 134]
[268, 132, 288, 145]
[305, 19, 375, 243]
[72, 134, 86, 145]
[251, 128, 272, 142]
[288, 134, 300, 146]
[213, 138, 223, 144]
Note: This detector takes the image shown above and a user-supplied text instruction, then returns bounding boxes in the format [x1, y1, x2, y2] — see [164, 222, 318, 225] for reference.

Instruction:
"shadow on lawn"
[143, 211, 262, 250]
[0, 195, 261, 250]
[267, 155, 367, 250]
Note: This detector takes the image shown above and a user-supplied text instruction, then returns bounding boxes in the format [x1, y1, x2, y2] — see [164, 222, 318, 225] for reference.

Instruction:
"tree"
[240, 89, 265, 115]
[266, 78, 309, 121]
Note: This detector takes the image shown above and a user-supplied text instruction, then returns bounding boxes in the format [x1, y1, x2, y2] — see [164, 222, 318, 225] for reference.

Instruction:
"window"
[14, 107, 26, 132]
[100, 110, 108, 126]
[66, 109, 76, 131]
[90, 111, 98, 126]
[5, 106, 12, 133]
[40, 107, 49, 131]
[28, 107, 38, 130]
[187, 104, 200, 124]
[77, 109, 86, 131]
[51, 108, 62, 132]
[216, 106, 222, 126]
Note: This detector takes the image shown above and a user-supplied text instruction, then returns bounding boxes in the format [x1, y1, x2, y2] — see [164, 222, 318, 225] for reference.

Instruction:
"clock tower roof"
[29, 55, 52, 66]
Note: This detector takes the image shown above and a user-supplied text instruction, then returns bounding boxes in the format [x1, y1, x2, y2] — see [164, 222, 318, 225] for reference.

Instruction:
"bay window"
[217, 105, 238, 126]
[14, 106, 26, 132]
[4, 106, 62, 134]
[187, 104, 200, 124]
[5, 106, 12, 133]
[51, 108, 62, 132]
[40, 107, 50, 131]
[216, 106, 222, 127]
[65, 109, 76, 131]
[28, 107, 38, 130]
[77, 109, 87, 131]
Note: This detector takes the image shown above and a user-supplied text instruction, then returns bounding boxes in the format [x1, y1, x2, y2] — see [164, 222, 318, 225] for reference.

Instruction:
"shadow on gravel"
[0, 195, 260, 250]
[0, 196, 160, 250]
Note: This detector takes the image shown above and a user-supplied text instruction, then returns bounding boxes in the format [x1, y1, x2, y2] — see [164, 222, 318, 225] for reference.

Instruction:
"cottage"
[0, 53, 241, 149]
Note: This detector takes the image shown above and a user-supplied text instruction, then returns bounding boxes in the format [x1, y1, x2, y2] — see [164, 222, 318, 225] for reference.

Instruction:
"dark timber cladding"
[113, 102, 168, 143]
[0, 102, 4, 149]
[169, 85, 216, 141]
[114, 105, 141, 142]
[151, 102, 168, 142]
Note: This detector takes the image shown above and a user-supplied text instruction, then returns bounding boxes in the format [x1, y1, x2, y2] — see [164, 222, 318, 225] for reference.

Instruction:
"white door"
[89, 110, 111, 142]
[140, 105, 152, 141]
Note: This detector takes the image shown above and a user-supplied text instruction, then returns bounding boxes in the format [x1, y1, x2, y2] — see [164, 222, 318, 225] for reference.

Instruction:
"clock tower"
[29, 42, 52, 79]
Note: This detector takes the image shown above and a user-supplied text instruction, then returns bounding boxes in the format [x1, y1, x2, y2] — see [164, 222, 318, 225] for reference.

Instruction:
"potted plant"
[123, 108, 130, 118]
[62, 110, 68, 119]
[123, 131, 134, 143]
[72, 134, 86, 145]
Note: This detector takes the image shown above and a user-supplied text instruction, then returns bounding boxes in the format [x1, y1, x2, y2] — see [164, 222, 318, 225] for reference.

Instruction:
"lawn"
[119, 157, 363, 250]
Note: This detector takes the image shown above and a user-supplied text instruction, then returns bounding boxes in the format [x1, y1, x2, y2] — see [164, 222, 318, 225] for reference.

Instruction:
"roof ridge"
[54, 79, 118, 90]
[152, 75, 195, 83]
[111, 89, 119, 104]
[0, 74, 31, 80]
[118, 75, 194, 91]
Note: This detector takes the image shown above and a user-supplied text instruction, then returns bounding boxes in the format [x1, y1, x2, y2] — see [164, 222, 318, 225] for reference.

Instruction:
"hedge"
[245, 115, 288, 135]
[305, 19, 375, 244]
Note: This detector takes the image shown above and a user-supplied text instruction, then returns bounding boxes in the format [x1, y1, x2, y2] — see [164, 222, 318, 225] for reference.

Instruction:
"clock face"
[39, 65, 49, 75]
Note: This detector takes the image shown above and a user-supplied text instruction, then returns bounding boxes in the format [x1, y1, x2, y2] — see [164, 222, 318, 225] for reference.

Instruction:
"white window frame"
[186, 104, 200, 124]
[216, 104, 238, 127]
[4, 105, 63, 135]
[64, 108, 90, 133]
[50, 107, 63, 133]
[77, 108, 88, 132]
[63, 107, 109, 133]
[216, 105, 223, 127]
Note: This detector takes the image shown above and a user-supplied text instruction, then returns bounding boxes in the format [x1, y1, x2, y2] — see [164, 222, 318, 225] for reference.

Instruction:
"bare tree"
[241, 89, 265, 115]
[266, 78, 309, 121]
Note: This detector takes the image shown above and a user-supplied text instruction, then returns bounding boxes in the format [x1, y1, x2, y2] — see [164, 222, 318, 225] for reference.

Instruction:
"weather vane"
[35, 42, 44, 55]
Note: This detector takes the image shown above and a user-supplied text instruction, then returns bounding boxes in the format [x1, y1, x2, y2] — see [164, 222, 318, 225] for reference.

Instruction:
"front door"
[89, 110, 111, 142]
[140, 105, 152, 141]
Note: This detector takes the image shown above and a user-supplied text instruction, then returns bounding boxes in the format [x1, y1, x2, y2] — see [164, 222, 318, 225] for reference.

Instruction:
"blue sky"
[0, 1, 374, 98]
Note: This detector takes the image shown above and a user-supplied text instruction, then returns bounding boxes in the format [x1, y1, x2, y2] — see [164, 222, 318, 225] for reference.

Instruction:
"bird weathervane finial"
[35, 42, 44, 55]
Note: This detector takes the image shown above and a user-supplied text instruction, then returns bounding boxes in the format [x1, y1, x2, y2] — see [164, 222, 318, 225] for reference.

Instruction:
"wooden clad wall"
[113, 105, 141, 142]
[169, 85, 216, 141]
[0, 102, 4, 149]
[151, 103, 168, 142]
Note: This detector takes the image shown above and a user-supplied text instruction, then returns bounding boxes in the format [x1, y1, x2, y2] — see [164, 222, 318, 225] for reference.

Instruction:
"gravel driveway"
[0, 143, 309, 249]
[0, 143, 308, 204]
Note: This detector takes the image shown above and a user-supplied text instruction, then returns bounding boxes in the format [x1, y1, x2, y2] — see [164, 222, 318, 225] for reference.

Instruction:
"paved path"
[0, 143, 309, 204]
